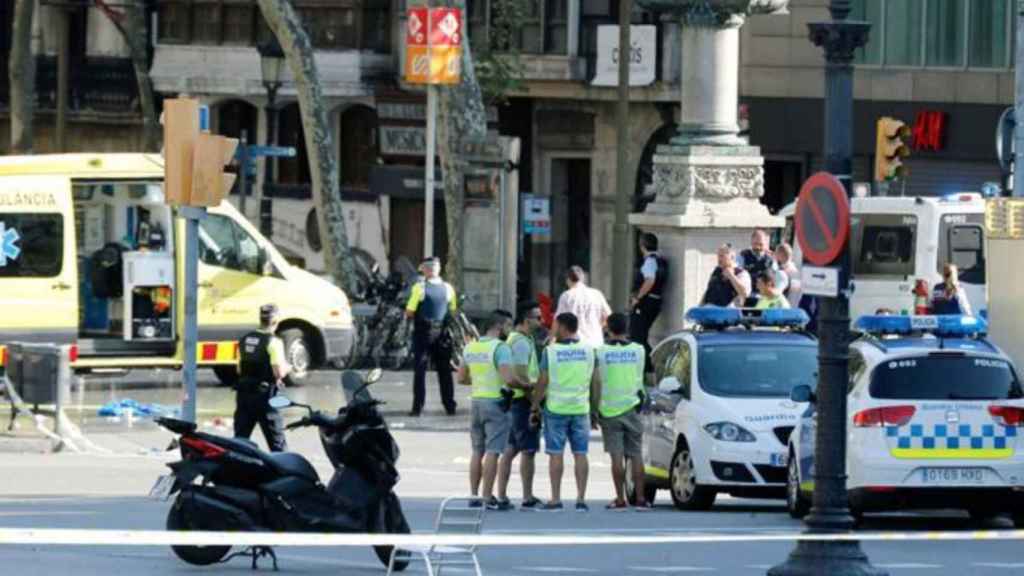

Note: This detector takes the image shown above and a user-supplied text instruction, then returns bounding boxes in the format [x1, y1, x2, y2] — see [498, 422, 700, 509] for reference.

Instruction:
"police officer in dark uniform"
[234, 303, 290, 452]
[630, 233, 667, 372]
[405, 257, 458, 416]
[738, 229, 777, 306]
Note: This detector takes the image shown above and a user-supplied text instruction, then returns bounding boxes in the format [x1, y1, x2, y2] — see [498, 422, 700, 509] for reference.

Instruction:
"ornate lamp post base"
[769, 541, 888, 576]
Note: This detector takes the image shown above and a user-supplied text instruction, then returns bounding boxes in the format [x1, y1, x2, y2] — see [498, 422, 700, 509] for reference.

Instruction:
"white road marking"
[518, 567, 598, 573]
[973, 563, 1024, 568]
[628, 567, 715, 573]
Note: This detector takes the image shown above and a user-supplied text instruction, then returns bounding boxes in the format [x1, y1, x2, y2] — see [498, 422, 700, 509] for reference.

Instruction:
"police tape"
[0, 527, 1023, 547]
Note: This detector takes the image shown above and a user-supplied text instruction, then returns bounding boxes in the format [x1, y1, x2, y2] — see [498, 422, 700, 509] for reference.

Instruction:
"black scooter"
[150, 369, 410, 570]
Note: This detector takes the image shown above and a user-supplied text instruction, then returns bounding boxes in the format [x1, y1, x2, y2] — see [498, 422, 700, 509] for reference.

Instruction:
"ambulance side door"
[0, 176, 78, 344]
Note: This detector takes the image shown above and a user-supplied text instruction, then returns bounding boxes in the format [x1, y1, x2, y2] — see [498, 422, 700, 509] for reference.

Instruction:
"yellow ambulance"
[0, 154, 353, 384]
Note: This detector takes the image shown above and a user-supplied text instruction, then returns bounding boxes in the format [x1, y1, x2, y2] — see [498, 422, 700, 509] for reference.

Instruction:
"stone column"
[631, 0, 788, 341]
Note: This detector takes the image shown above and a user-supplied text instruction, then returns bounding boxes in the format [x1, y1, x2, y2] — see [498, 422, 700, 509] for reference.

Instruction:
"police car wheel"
[281, 328, 311, 382]
[786, 455, 809, 519]
[669, 445, 715, 511]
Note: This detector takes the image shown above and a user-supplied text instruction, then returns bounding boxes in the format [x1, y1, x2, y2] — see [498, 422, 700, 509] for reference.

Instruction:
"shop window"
[852, 0, 1012, 69]
[544, 0, 569, 54]
[0, 214, 63, 278]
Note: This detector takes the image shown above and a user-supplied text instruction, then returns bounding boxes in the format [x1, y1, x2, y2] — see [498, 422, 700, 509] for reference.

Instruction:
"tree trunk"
[9, 0, 36, 154]
[435, 0, 489, 293]
[95, 0, 160, 151]
[257, 0, 356, 295]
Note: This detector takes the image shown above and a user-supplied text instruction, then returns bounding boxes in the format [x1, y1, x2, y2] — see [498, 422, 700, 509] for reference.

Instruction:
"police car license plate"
[920, 468, 986, 485]
[770, 453, 787, 467]
[148, 475, 175, 501]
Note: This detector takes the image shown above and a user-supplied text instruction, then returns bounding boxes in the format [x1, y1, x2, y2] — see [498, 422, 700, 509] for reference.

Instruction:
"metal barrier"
[3, 343, 75, 452]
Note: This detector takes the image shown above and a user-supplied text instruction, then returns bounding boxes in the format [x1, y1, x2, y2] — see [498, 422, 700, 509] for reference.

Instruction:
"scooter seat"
[266, 452, 320, 483]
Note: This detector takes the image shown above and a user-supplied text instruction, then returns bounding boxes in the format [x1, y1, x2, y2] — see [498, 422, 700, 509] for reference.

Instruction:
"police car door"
[646, 339, 690, 473]
[0, 176, 78, 347]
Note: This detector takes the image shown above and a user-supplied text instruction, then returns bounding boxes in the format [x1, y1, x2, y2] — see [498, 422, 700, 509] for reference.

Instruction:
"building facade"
[3, 1, 1012, 307]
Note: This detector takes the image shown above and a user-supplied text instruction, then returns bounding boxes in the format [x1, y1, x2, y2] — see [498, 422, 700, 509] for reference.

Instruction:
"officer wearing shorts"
[594, 313, 648, 510]
[532, 312, 597, 512]
[458, 310, 515, 510]
[496, 301, 544, 510]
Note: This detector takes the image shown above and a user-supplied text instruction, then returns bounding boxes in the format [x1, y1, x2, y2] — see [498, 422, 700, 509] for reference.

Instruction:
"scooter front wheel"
[166, 496, 232, 566]
[374, 495, 411, 571]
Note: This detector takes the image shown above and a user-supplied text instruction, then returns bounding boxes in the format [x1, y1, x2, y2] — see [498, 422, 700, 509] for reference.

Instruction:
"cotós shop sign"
[591, 25, 656, 87]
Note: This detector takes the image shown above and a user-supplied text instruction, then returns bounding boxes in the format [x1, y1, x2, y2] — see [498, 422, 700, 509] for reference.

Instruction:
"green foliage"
[471, 0, 530, 105]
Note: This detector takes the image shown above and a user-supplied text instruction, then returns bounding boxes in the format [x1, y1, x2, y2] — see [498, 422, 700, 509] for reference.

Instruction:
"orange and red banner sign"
[405, 7, 462, 85]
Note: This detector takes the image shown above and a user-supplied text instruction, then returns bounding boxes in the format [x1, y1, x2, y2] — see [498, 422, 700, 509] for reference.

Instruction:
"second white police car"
[635, 307, 817, 510]
[787, 314, 1024, 526]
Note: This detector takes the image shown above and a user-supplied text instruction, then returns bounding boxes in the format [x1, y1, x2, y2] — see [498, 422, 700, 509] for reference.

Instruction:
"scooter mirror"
[366, 368, 383, 384]
[268, 396, 293, 410]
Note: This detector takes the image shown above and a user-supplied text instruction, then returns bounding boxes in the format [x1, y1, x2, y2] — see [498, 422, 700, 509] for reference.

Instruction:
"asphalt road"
[2, 370, 1023, 575]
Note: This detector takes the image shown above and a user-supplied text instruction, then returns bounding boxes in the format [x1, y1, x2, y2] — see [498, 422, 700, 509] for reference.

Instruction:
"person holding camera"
[405, 256, 458, 417]
[457, 309, 516, 510]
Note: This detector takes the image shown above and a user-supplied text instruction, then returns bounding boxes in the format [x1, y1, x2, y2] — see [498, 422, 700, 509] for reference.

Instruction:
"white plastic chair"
[387, 496, 486, 576]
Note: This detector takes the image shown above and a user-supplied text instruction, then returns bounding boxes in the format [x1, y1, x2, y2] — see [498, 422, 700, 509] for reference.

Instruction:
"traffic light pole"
[180, 206, 206, 424]
[769, 3, 884, 575]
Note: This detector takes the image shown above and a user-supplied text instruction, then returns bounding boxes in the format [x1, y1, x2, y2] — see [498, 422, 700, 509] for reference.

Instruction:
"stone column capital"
[808, 20, 871, 65]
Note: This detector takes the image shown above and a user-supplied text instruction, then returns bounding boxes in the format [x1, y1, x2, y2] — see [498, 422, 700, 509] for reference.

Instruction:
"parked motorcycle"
[150, 369, 411, 570]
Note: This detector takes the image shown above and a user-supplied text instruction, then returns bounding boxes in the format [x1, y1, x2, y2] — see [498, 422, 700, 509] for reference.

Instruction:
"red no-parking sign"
[795, 172, 850, 267]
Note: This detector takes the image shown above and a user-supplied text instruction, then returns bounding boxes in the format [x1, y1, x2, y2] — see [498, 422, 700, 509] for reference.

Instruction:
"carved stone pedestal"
[630, 144, 782, 340]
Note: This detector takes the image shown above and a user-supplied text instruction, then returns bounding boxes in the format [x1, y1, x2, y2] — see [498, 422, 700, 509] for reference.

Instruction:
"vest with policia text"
[464, 339, 505, 400]
[545, 342, 595, 416]
[633, 254, 669, 298]
[507, 331, 539, 399]
[239, 331, 275, 389]
[596, 341, 645, 418]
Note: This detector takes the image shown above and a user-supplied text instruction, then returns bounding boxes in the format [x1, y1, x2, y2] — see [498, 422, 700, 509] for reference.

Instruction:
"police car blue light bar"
[855, 314, 988, 337]
[686, 307, 742, 327]
[685, 307, 809, 329]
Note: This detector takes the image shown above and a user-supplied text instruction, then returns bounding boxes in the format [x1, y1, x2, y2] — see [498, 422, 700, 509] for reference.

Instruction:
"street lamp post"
[769, 2, 885, 575]
[258, 37, 285, 237]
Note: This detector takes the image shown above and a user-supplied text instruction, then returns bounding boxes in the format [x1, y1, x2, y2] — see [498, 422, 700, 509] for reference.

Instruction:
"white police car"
[634, 307, 818, 510]
[786, 314, 1024, 525]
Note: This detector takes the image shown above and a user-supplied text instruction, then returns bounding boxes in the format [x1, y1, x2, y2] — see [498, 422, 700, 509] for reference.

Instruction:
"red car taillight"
[989, 406, 1024, 427]
[181, 436, 227, 459]
[853, 406, 916, 428]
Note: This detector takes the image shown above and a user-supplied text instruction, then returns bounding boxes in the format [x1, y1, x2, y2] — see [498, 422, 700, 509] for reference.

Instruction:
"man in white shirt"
[554, 266, 611, 348]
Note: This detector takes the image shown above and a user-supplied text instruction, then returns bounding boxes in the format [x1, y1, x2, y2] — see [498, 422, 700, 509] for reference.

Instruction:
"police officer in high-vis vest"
[496, 301, 545, 510]
[532, 312, 597, 512]
[457, 310, 515, 510]
[405, 257, 458, 417]
[594, 313, 649, 510]
[234, 304, 290, 452]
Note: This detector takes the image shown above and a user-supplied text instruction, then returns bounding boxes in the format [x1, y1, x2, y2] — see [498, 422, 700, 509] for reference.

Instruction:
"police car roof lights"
[685, 307, 809, 330]
[854, 314, 988, 338]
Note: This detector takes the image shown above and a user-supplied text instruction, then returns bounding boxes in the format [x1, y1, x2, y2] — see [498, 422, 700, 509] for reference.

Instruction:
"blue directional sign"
[0, 222, 21, 267]
[246, 145, 297, 158]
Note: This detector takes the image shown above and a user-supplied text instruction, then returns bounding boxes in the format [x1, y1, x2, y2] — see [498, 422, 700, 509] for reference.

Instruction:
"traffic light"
[191, 134, 238, 207]
[874, 117, 911, 182]
[163, 98, 200, 206]
[162, 97, 237, 206]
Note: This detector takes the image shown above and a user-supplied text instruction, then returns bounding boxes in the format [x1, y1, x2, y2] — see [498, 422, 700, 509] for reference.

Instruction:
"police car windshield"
[870, 355, 1023, 400]
[698, 345, 817, 398]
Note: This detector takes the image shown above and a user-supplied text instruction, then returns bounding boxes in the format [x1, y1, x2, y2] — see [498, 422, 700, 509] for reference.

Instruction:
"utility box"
[5, 343, 72, 406]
